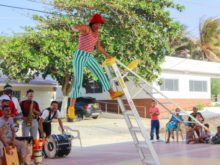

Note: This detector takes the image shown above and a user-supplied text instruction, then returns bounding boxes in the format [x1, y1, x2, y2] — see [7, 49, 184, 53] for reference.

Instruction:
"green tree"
[211, 79, 220, 101]
[0, 0, 184, 116]
[199, 18, 220, 62]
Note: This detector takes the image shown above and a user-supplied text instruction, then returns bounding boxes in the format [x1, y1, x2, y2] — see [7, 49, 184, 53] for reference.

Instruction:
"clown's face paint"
[92, 23, 101, 32]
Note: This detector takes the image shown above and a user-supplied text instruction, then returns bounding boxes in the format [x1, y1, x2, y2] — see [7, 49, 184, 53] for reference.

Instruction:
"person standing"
[149, 100, 161, 142]
[68, 13, 124, 119]
[20, 89, 41, 139]
[39, 101, 64, 138]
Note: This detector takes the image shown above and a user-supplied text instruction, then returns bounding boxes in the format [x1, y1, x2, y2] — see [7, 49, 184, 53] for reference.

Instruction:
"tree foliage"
[173, 18, 220, 61]
[0, 0, 184, 95]
[211, 79, 220, 101]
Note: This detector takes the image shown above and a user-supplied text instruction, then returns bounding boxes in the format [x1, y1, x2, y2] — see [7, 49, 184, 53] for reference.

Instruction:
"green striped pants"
[70, 49, 111, 98]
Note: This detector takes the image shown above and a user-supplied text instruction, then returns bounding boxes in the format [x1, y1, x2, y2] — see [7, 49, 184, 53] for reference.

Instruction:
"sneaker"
[110, 91, 124, 99]
[150, 139, 154, 143]
[68, 106, 76, 120]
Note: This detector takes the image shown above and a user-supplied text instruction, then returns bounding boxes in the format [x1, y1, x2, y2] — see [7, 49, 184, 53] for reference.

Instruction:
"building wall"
[153, 71, 211, 99]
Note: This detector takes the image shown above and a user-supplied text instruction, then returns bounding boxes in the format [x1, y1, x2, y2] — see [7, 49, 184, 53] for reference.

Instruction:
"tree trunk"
[60, 73, 74, 118]
[61, 96, 69, 118]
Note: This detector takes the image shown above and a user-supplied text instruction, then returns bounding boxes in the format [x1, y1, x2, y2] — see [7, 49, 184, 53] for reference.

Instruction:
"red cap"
[90, 13, 104, 24]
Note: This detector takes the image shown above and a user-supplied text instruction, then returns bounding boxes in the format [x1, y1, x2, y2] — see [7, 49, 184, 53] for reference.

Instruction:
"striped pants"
[70, 49, 111, 98]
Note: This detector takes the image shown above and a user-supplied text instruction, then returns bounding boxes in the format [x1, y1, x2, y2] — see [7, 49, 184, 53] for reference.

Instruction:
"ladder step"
[123, 110, 134, 116]
[149, 91, 159, 95]
[136, 142, 148, 149]
[130, 127, 141, 132]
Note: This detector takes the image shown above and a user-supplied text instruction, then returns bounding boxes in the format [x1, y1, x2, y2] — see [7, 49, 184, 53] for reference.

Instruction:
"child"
[199, 123, 211, 144]
[186, 126, 197, 144]
[193, 113, 204, 138]
[211, 126, 220, 144]
[149, 100, 160, 142]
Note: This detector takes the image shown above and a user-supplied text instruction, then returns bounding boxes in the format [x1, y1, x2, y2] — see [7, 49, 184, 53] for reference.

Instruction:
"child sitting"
[199, 123, 211, 144]
[186, 126, 197, 144]
[211, 126, 220, 144]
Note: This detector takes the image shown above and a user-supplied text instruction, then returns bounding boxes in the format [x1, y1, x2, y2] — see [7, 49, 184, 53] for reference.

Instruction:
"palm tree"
[199, 18, 220, 62]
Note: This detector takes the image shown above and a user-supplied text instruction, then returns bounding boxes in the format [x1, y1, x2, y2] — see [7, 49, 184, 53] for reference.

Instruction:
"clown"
[68, 14, 123, 119]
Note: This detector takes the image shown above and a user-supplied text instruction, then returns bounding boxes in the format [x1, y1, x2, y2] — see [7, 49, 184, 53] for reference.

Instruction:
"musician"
[20, 89, 41, 139]
[39, 101, 64, 138]
[0, 84, 22, 119]
[0, 105, 29, 165]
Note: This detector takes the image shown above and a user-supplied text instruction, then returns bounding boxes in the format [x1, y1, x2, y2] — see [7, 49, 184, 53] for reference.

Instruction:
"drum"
[44, 134, 72, 158]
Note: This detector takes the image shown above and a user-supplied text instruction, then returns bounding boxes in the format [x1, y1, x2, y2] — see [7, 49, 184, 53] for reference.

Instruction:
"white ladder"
[103, 58, 208, 165]
[114, 59, 208, 130]
[103, 58, 161, 165]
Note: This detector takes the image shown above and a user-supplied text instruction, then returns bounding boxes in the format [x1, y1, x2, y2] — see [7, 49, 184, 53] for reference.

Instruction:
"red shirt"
[0, 99, 17, 117]
[78, 29, 99, 53]
[20, 100, 40, 117]
[149, 107, 160, 120]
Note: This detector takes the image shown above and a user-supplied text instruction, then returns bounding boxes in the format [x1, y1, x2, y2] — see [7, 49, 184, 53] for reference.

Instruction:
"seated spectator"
[188, 106, 204, 138]
[166, 108, 183, 143]
[186, 126, 197, 144]
[211, 126, 220, 144]
[193, 113, 205, 138]
[0, 105, 29, 164]
[199, 123, 211, 144]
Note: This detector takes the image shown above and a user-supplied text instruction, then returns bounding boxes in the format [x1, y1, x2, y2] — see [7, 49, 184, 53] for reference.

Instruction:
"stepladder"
[102, 57, 209, 165]
[103, 58, 161, 165]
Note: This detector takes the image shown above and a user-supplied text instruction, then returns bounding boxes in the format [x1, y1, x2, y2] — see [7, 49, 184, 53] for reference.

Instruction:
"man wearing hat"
[68, 14, 124, 119]
[0, 84, 22, 119]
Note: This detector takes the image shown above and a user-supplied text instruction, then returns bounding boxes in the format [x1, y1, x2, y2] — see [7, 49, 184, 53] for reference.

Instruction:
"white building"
[81, 56, 220, 117]
[0, 75, 57, 110]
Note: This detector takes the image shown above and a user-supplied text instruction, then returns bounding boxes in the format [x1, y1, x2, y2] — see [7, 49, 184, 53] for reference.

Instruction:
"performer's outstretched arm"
[72, 25, 90, 34]
[96, 39, 112, 59]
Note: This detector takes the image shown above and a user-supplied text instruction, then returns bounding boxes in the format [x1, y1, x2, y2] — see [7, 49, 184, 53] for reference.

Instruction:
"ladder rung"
[136, 142, 148, 149]
[149, 91, 159, 95]
[130, 127, 141, 132]
[123, 111, 133, 116]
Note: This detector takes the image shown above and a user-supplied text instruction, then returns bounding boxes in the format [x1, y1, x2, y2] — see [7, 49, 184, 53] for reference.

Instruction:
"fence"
[98, 101, 148, 118]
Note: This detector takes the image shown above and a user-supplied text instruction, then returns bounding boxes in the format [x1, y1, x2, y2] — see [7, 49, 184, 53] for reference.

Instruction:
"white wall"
[153, 71, 211, 99]
[162, 56, 220, 78]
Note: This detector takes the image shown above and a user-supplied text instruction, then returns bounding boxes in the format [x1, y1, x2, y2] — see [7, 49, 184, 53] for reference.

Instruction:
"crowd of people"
[149, 100, 220, 144]
[0, 84, 65, 165]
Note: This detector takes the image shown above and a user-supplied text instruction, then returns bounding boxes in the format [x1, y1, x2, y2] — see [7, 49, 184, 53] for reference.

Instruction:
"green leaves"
[0, 0, 183, 95]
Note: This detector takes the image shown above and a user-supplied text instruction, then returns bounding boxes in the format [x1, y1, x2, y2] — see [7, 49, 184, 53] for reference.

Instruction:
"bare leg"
[70, 98, 76, 107]
[166, 132, 171, 143]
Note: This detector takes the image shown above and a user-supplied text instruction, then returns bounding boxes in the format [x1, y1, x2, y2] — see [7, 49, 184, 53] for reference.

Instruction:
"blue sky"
[0, 0, 220, 38]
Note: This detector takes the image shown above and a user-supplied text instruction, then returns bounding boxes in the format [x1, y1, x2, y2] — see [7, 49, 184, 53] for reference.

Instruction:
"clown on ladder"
[68, 13, 124, 119]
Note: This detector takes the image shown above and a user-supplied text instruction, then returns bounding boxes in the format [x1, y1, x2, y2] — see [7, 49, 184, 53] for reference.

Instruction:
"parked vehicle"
[75, 97, 102, 120]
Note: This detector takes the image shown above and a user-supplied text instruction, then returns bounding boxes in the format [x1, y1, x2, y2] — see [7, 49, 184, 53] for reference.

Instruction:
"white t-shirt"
[41, 108, 61, 122]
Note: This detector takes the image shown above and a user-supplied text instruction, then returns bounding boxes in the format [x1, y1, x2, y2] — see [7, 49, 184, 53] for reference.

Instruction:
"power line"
[0, 3, 57, 15]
